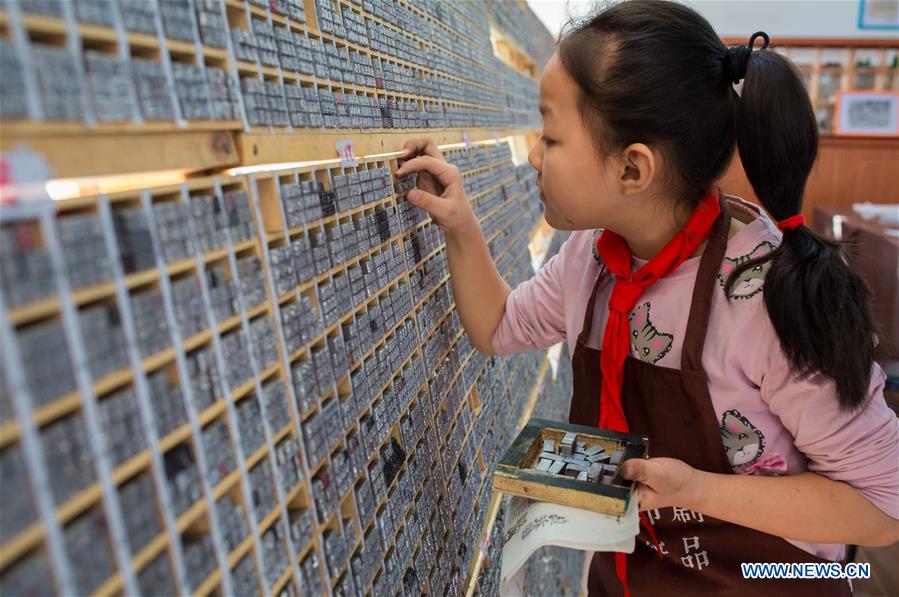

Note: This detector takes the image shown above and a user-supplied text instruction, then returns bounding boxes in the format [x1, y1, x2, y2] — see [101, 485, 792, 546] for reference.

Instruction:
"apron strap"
[576, 262, 607, 346]
[680, 193, 733, 371]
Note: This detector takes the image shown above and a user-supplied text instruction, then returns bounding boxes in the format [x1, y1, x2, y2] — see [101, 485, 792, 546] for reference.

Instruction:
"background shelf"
[0, 3, 557, 596]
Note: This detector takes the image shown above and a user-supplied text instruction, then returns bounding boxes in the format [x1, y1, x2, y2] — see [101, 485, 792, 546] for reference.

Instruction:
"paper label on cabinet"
[336, 140, 358, 167]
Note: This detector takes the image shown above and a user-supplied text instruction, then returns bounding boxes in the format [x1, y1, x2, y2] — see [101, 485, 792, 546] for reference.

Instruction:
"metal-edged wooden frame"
[493, 417, 648, 516]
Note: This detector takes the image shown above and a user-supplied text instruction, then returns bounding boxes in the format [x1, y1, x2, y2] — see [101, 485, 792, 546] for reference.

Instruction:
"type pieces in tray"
[531, 432, 624, 484]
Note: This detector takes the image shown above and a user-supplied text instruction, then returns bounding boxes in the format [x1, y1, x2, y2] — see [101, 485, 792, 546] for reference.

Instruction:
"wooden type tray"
[492, 417, 649, 515]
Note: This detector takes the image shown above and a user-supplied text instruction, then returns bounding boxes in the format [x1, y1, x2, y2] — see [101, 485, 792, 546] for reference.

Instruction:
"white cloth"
[499, 496, 639, 596]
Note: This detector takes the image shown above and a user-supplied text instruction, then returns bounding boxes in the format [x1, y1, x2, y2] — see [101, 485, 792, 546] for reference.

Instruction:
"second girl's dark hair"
[558, 0, 876, 409]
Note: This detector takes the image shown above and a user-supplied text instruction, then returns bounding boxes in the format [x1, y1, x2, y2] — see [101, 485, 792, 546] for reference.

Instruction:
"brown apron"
[570, 198, 852, 596]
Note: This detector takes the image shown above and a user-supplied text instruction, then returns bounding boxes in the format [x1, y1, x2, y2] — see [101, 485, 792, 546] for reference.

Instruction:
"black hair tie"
[725, 31, 769, 84]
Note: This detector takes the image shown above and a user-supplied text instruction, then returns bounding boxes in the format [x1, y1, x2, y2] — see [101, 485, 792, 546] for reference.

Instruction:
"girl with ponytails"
[394, 1, 899, 594]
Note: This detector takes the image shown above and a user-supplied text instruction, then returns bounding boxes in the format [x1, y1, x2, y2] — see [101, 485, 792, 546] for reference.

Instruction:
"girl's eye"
[541, 136, 555, 146]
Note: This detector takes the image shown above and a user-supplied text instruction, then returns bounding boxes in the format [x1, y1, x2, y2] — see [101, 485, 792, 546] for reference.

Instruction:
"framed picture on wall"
[834, 91, 899, 136]
[858, 0, 899, 29]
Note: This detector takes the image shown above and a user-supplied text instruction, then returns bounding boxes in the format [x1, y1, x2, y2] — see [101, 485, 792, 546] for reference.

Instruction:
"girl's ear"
[618, 143, 655, 195]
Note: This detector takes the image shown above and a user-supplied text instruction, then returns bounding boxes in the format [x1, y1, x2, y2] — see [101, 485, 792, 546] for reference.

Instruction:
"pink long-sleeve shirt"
[491, 197, 899, 561]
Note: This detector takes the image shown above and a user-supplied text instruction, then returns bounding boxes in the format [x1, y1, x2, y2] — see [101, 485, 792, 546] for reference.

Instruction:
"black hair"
[558, 0, 876, 409]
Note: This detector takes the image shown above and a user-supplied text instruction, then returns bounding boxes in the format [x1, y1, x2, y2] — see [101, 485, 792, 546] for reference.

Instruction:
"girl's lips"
[539, 191, 546, 202]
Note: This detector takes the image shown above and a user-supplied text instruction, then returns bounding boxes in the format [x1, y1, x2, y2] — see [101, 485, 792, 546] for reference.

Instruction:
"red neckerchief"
[595, 188, 721, 597]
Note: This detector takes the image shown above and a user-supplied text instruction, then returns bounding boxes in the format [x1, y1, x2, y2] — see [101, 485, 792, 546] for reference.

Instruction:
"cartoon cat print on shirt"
[719, 410, 765, 468]
[717, 241, 776, 299]
[628, 303, 673, 364]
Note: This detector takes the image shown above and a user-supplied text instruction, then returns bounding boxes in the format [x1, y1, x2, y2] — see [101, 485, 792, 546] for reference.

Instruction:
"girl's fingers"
[414, 171, 442, 196]
[636, 483, 658, 512]
[620, 459, 650, 483]
[393, 141, 473, 234]
[406, 188, 448, 220]
[395, 155, 460, 187]
[407, 188, 473, 236]
[400, 138, 442, 160]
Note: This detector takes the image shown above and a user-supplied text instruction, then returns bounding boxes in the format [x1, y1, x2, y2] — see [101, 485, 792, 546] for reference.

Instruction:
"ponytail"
[727, 49, 877, 409]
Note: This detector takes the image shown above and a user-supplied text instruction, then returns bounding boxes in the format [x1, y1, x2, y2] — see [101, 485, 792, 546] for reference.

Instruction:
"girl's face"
[528, 53, 633, 232]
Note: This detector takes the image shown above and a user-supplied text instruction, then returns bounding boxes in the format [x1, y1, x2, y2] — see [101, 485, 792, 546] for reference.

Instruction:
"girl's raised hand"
[395, 138, 444, 196]
[393, 138, 478, 235]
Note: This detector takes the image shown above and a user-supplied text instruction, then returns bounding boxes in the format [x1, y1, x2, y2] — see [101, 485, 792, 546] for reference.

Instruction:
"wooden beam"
[1, 126, 241, 179]
[721, 36, 899, 48]
[237, 128, 538, 166]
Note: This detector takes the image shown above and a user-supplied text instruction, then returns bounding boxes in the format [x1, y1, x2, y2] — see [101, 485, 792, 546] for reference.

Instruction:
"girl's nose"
[528, 141, 542, 173]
